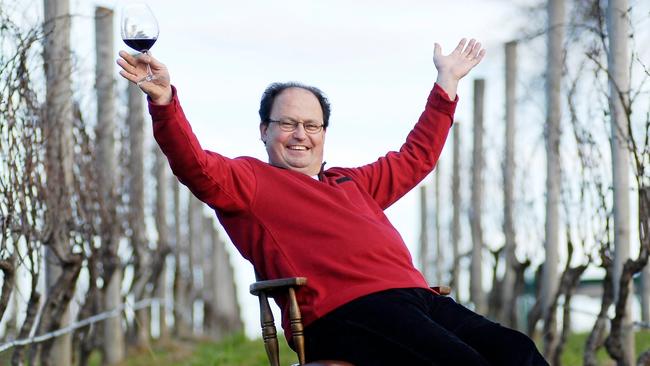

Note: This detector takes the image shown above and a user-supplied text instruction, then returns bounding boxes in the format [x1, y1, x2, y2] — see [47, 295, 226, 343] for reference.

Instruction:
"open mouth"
[287, 145, 309, 151]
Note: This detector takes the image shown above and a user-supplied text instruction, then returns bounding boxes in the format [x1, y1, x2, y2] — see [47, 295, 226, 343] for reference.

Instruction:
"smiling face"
[260, 87, 326, 176]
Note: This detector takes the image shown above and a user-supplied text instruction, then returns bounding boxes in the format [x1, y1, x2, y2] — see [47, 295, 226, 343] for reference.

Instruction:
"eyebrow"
[275, 117, 322, 124]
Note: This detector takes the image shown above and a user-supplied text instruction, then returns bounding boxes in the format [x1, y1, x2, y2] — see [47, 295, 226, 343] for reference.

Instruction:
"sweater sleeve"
[338, 83, 457, 209]
[148, 86, 256, 213]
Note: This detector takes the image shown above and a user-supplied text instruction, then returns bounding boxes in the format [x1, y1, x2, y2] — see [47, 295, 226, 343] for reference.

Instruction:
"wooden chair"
[250, 277, 451, 366]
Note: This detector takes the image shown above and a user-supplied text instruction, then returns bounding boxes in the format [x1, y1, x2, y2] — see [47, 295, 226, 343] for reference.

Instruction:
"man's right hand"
[117, 50, 172, 105]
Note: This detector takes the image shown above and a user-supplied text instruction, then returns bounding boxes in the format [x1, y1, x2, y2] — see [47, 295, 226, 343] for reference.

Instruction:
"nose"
[291, 123, 307, 139]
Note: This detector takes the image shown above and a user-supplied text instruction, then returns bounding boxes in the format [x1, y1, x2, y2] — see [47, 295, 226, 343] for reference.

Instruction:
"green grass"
[0, 332, 296, 366]
[560, 332, 613, 365]
[85, 332, 297, 366]
[186, 333, 296, 366]
[559, 330, 650, 366]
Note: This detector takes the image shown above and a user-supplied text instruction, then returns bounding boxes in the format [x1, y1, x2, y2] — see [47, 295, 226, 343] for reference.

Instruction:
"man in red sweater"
[117, 39, 547, 365]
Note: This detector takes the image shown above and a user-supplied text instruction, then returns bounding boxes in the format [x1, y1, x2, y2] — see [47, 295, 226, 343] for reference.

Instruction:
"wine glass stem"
[143, 50, 154, 82]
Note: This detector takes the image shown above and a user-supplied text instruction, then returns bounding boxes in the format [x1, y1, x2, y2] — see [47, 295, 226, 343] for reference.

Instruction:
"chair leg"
[288, 287, 305, 365]
[259, 292, 280, 366]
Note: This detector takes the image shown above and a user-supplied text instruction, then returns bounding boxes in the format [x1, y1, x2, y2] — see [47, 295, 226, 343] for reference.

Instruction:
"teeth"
[288, 146, 308, 150]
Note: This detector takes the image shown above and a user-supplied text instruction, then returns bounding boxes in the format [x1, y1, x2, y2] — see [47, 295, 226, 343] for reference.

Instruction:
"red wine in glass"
[121, 3, 159, 82]
[123, 38, 157, 53]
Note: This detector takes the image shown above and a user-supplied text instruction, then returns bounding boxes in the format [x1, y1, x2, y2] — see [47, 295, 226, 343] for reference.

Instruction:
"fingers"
[450, 38, 484, 61]
[117, 50, 156, 69]
[474, 48, 486, 65]
[117, 50, 141, 67]
[133, 51, 165, 71]
[144, 52, 164, 69]
[116, 57, 139, 76]
[116, 50, 158, 82]
[453, 38, 467, 54]
[116, 60, 144, 86]
[457, 39, 485, 62]
[443, 38, 485, 61]
[462, 39, 476, 57]
[467, 41, 485, 65]
[117, 51, 145, 77]
[118, 69, 141, 84]
[469, 40, 483, 58]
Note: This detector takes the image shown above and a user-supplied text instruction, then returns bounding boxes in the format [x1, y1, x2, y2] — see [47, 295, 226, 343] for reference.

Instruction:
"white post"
[95, 6, 126, 364]
[606, 0, 634, 363]
[501, 40, 518, 328]
[470, 78, 486, 314]
[419, 185, 430, 282]
[451, 124, 461, 299]
[542, 0, 564, 355]
[43, 0, 74, 363]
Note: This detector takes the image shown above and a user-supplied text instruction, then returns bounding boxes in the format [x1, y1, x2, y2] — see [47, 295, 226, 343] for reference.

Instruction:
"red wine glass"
[121, 3, 159, 83]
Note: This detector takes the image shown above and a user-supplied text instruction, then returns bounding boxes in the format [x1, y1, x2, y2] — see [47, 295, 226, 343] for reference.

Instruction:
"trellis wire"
[0, 297, 171, 353]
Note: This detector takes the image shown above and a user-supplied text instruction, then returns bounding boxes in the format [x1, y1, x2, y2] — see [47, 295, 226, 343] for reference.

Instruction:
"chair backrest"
[250, 277, 308, 366]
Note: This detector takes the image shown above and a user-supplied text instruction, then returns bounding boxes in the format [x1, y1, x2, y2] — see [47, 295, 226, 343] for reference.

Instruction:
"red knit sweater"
[149, 84, 457, 336]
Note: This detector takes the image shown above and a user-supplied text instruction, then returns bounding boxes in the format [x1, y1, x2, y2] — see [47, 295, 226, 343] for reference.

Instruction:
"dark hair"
[259, 82, 331, 129]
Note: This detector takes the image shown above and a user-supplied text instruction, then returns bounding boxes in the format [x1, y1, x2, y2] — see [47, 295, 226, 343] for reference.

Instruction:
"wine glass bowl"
[123, 38, 157, 53]
[121, 3, 159, 81]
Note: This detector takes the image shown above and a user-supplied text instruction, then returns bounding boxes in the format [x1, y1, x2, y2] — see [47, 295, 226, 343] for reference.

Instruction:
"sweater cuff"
[148, 85, 179, 121]
[428, 83, 458, 117]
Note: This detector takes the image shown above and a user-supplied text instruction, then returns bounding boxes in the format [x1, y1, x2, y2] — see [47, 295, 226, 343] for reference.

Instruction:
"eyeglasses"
[268, 119, 324, 134]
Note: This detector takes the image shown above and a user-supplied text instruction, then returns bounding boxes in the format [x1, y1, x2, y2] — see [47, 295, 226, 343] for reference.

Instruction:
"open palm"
[434, 39, 485, 81]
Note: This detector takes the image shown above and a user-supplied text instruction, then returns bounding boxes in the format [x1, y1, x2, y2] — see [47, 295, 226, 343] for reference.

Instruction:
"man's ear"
[259, 122, 268, 143]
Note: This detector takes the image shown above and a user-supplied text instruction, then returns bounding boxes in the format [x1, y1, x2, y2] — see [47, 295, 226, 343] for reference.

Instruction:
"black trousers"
[304, 288, 548, 366]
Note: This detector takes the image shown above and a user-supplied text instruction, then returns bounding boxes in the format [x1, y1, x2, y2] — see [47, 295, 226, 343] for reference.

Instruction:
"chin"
[289, 164, 316, 175]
